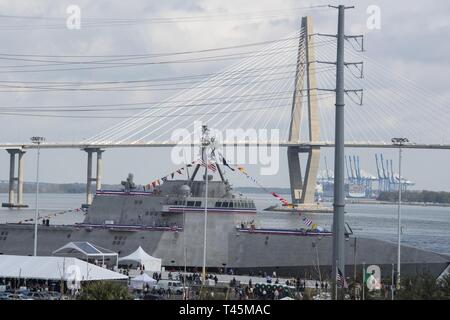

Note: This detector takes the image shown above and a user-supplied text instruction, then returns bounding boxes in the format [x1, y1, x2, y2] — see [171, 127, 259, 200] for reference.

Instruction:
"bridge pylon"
[287, 16, 321, 208]
[2, 149, 28, 208]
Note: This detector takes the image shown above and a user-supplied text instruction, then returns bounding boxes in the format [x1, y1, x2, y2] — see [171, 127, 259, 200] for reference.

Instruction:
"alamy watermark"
[171, 121, 280, 176]
[366, 5, 381, 30]
[65, 264, 82, 290]
[66, 5, 81, 30]
[365, 264, 382, 290]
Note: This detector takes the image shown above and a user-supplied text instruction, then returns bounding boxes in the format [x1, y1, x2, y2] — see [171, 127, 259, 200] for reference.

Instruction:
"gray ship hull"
[0, 179, 448, 278]
[0, 218, 448, 278]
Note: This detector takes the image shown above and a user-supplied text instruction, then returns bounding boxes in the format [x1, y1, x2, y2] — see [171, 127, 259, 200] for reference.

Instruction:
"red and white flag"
[271, 192, 290, 206]
[198, 159, 217, 172]
[302, 217, 313, 227]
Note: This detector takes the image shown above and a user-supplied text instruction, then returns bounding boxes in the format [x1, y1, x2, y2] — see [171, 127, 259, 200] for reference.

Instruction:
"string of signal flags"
[17, 207, 86, 224]
[218, 153, 316, 229]
[143, 159, 217, 190]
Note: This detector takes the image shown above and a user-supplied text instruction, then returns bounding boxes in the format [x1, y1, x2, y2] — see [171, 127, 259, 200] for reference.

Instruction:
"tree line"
[0, 182, 120, 194]
[377, 190, 450, 204]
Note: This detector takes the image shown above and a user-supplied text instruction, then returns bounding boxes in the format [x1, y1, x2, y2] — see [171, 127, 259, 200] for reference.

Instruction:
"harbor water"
[1, 192, 449, 256]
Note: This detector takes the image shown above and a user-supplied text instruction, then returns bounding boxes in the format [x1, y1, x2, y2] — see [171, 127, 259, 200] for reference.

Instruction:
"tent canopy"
[130, 273, 157, 290]
[0, 255, 128, 281]
[118, 246, 161, 272]
[52, 242, 118, 260]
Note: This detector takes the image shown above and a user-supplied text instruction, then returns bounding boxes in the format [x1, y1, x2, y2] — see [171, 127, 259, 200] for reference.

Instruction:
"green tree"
[78, 281, 132, 300]
[395, 272, 444, 300]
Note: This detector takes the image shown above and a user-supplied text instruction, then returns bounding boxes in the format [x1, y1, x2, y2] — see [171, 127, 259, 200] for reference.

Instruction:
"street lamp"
[346, 236, 357, 299]
[181, 190, 188, 300]
[391, 137, 409, 291]
[31, 136, 45, 256]
[311, 238, 322, 285]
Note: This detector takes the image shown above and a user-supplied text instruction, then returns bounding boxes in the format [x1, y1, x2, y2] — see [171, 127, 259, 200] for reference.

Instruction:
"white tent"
[52, 241, 118, 266]
[0, 255, 128, 282]
[118, 246, 161, 272]
[130, 273, 157, 290]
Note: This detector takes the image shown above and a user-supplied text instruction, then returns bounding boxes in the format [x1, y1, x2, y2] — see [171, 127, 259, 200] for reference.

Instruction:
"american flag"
[302, 217, 313, 227]
[198, 160, 217, 172]
[336, 268, 348, 288]
[208, 163, 217, 172]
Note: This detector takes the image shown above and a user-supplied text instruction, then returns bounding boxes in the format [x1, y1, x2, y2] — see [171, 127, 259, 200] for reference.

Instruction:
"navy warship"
[0, 161, 449, 278]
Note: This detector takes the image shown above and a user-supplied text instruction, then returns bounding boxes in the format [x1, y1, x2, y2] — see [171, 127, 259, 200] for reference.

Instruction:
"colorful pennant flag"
[222, 155, 324, 231]
[16, 207, 86, 224]
[271, 192, 290, 205]
[221, 157, 235, 171]
[237, 166, 248, 175]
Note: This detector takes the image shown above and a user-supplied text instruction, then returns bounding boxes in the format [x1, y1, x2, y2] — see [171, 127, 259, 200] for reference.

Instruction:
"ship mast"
[201, 125, 210, 283]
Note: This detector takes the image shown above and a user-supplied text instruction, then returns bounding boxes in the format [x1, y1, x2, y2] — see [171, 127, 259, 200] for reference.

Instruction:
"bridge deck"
[1, 142, 450, 150]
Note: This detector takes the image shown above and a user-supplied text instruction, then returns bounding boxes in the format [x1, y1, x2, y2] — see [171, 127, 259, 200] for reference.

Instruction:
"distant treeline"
[0, 182, 121, 194]
[378, 190, 450, 204]
[0, 182, 289, 194]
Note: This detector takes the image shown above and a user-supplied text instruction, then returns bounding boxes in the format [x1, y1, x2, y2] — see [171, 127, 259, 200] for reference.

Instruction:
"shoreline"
[2, 192, 450, 208]
[343, 199, 450, 208]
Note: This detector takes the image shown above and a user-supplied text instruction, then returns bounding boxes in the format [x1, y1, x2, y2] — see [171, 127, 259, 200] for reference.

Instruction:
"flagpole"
[391, 263, 394, 300]
[362, 262, 365, 300]
[183, 148, 190, 180]
[202, 162, 208, 284]
[335, 259, 338, 300]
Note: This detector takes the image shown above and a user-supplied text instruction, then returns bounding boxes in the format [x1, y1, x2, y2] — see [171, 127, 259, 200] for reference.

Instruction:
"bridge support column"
[302, 146, 320, 203]
[287, 147, 303, 203]
[83, 148, 104, 207]
[2, 149, 28, 208]
[96, 149, 104, 191]
[287, 146, 319, 204]
[86, 149, 93, 206]
[7, 150, 15, 205]
[286, 16, 321, 207]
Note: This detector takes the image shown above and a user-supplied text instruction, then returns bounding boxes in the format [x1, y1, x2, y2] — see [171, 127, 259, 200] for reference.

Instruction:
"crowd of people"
[131, 267, 332, 300]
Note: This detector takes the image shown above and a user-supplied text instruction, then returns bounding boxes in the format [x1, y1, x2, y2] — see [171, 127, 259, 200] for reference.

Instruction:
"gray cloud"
[0, 0, 449, 192]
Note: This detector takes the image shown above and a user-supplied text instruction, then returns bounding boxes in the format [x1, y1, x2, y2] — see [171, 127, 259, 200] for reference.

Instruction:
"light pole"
[182, 191, 188, 299]
[353, 237, 357, 286]
[312, 237, 322, 286]
[345, 236, 357, 299]
[391, 137, 409, 291]
[391, 263, 394, 300]
[31, 136, 45, 256]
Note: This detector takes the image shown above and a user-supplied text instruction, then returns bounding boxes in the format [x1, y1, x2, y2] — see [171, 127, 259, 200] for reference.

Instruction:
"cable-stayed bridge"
[1, 14, 449, 208]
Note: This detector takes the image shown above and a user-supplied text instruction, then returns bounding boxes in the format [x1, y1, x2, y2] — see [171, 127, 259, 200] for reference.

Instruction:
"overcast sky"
[0, 0, 449, 191]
